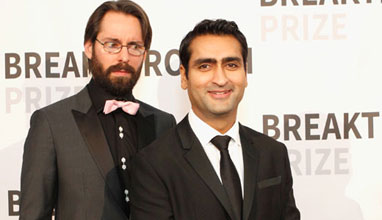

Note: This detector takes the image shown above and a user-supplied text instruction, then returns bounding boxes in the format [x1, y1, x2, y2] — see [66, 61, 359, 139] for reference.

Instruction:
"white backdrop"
[1, 0, 381, 219]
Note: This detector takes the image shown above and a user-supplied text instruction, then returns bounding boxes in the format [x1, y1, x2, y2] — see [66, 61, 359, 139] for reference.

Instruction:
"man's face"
[180, 34, 247, 122]
[84, 11, 146, 97]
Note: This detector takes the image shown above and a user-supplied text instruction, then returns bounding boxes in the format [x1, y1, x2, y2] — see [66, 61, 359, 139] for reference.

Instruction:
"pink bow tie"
[103, 100, 140, 115]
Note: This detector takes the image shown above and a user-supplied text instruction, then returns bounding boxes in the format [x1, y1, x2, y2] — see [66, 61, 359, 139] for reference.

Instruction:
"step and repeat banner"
[1, 0, 381, 219]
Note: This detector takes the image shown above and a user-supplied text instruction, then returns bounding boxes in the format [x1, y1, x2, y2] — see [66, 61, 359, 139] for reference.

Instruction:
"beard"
[89, 51, 143, 97]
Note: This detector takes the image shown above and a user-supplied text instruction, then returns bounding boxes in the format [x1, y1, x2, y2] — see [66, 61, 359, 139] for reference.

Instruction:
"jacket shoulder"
[136, 100, 176, 130]
[136, 100, 174, 117]
[240, 124, 287, 151]
[30, 87, 90, 123]
[38, 88, 83, 110]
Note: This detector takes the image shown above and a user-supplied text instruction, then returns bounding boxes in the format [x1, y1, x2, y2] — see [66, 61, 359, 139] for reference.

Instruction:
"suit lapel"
[71, 88, 126, 214]
[240, 124, 259, 220]
[71, 93, 156, 176]
[177, 116, 236, 220]
[71, 88, 115, 179]
[72, 108, 115, 179]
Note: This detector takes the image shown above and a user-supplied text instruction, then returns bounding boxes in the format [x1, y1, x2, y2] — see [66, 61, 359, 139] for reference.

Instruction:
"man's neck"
[191, 108, 237, 134]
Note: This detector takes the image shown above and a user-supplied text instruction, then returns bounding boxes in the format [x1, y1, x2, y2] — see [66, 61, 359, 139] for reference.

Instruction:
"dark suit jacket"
[130, 116, 300, 220]
[19, 85, 176, 220]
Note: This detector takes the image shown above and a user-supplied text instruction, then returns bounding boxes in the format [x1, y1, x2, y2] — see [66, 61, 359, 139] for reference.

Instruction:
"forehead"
[188, 34, 242, 62]
[98, 11, 143, 41]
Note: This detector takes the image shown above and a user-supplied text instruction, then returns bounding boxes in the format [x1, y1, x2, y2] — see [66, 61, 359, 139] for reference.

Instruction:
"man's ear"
[84, 40, 93, 60]
[245, 62, 248, 88]
[180, 65, 188, 90]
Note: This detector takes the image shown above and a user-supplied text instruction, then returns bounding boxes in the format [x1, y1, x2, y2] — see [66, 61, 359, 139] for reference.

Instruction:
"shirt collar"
[87, 78, 134, 113]
[188, 109, 241, 146]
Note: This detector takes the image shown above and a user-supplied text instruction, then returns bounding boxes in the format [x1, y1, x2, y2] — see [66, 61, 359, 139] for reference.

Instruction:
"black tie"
[211, 135, 242, 220]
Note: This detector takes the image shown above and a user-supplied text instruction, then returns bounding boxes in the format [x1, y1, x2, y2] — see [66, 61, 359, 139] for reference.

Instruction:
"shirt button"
[121, 157, 127, 170]
[124, 189, 129, 202]
[119, 132, 124, 139]
[119, 126, 123, 132]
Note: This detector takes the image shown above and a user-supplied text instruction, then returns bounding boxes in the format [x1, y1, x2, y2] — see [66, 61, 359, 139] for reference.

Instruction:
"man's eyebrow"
[192, 58, 217, 66]
[100, 38, 144, 45]
[222, 56, 242, 63]
[101, 37, 118, 41]
[127, 41, 144, 46]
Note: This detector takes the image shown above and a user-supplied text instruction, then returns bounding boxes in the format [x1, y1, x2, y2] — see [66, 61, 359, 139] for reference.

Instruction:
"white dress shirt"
[188, 109, 244, 196]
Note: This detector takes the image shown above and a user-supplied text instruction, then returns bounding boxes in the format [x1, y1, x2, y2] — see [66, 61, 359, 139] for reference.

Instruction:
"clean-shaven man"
[130, 19, 300, 220]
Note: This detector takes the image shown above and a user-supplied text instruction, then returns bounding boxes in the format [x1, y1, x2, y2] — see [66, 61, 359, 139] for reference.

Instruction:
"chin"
[208, 102, 235, 113]
[208, 107, 233, 116]
[109, 74, 131, 82]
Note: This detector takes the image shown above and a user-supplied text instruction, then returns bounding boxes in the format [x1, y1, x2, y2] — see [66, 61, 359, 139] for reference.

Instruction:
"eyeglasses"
[95, 39, 145, 56]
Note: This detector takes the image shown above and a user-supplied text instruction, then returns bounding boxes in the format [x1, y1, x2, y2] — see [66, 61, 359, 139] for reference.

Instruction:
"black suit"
[20, 84, 176, 220]
[130, 116, 300, 220]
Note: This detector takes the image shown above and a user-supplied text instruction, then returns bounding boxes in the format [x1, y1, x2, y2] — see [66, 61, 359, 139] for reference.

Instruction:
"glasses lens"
[104, 42, 121, 54]
[128, 44, 145, 56]
[99, 40, 145, 55]
[128, 48, 143, 56]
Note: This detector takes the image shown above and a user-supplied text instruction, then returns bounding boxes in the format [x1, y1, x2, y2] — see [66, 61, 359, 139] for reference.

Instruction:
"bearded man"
[19, 1, 175, 220]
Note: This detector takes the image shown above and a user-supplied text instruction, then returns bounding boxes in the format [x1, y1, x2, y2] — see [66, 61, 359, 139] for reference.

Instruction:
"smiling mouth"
[208, 90, 232, 98]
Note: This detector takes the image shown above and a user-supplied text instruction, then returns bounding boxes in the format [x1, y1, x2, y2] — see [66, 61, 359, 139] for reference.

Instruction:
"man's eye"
[129, 43, 144, 50]
[130, 44, 138, 49]
[226, 63, 239, 69]
[105, 42, 121, 49]
[198, 64, 210, 70]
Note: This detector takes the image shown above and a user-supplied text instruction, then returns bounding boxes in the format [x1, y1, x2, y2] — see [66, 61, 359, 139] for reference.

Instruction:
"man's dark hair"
[84, 0, 152, 49]
[179, 19, 248, 77]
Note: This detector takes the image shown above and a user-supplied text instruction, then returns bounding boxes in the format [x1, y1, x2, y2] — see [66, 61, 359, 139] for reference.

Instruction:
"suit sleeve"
[20, 110, 57, 220]
[130, 152, 174, 220]
[282, 144, 301, 220]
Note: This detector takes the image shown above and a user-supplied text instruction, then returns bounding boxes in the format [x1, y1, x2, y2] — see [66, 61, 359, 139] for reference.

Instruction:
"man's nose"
[118, 46, 130, 63]
[212, 66, 229, 86]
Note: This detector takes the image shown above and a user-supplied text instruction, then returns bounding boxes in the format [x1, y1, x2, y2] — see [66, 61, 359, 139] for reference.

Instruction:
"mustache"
[106, 62, 136, 75]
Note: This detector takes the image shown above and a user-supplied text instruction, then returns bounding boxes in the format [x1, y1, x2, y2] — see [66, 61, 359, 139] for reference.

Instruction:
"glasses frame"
[95, 39, 145, 56]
